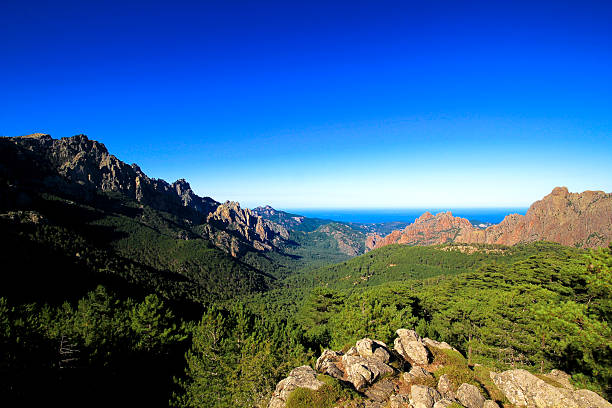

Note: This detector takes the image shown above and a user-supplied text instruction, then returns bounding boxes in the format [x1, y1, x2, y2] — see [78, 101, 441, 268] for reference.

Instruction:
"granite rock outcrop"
[270, 328, 612, 408]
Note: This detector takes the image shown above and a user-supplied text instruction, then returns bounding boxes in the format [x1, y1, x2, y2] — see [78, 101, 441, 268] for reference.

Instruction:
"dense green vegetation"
[0, 285, 188, 405]
[1, 176, 610, 405]
[169, 242, 611, 407]
[280, 222, 365, 267]
[288, 243, 611, 397]
[284, 242, 568, 289]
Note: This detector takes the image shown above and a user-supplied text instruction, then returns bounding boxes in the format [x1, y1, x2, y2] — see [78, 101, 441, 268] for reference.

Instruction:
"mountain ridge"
[1, 133, 287, 257]
[370, 187, 611, 250]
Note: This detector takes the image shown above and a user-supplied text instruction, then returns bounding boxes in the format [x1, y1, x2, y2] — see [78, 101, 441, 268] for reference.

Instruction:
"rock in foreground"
[269, 329, 612, 408]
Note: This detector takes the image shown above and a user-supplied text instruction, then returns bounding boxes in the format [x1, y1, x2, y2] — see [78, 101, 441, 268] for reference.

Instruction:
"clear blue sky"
[1, 1, 610, 208]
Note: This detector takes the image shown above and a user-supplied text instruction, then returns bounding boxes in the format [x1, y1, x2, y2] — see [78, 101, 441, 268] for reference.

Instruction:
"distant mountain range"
[1, 133, 609, 298]
[2, 133, 610, 406]
[0, 133, 391, 303]
[369, 187, 611, 250]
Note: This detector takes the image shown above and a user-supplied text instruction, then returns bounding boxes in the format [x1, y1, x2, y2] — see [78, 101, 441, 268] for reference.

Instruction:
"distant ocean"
[282, 208, 529, 225]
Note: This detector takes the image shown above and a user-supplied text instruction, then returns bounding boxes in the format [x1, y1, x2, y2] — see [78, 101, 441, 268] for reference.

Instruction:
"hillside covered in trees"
[0, 134, 610, 407]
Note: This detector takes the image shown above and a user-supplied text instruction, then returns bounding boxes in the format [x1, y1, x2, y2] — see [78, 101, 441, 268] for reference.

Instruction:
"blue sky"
[1, 1, 610, 208]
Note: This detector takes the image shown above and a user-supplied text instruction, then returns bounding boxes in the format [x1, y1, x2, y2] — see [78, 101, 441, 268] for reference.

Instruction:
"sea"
[282, 208, 529, 225]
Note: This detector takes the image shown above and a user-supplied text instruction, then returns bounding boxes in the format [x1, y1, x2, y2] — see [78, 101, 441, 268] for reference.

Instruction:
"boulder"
[374, 344, 391, 363]
[394, 329, 430, 365]
[342, 354, 394, 391]
[315, 339, 395, 391]
[491, 369, 580, 408]
[389, 394, 412, 408]
[456, 383, 485, 408]
[411, 385, 442, 408]
[573, 389, 612, 408]
[356, 338, 377, 356]
[544, 369, 573, 390]
[268, 365, 324, 408]
[403, 366, 434, 382]
[364, 378, 396, 402]
[356, 338, 391, 364]
[437, 374, 455, 400]
[483, 401, 500, 408]
[423, 337, 457, 352]
[315, 349, 344, 379]
[397, 328, 422, 342]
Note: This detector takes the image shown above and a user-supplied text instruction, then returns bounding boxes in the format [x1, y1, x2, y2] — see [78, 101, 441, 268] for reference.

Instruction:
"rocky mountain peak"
[457, 187, 611, 248]
[372, 211, 474, 249]
[252, 205, 277, 216]
[203, 200, 290, 256]
[172, 178, 192, 195]
[2, 133, 287, 257]
[373, 188, 611, 250]
[416, 211, 434, 222]
[550, 186, 570, 196]
[19, 133, 52, 140]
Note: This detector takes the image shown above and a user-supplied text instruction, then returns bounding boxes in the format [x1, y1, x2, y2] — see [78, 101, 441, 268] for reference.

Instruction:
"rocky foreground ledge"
[269, 328, 611, 408]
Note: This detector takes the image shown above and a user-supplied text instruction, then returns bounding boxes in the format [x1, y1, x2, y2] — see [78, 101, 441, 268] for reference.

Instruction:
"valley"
[0, 134, 610, 407]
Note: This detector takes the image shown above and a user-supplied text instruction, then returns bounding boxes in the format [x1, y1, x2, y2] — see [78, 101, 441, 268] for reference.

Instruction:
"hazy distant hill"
[252, 205, 411, 258]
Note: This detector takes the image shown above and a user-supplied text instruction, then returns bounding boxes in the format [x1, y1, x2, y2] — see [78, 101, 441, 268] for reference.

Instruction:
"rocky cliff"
[270, 329, 612, 408]
[2, 133, 218, 215]
[252, 205, 312, 231]
[372, 188, 611, 250]
[0, 133, 286, 256]
[457, 187, 612, 248]
[369, 211, 476, 250]
[204, 201, 289, 256]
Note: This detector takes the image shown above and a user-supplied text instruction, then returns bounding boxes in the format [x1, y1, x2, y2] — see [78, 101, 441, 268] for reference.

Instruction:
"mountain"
[0, 133, 314, 303]
[253, 206, 366, 258]
[252, 205, 331, 232]
[0, 133, 287, 257]
[252, 205, 412, 258]
[367, 211, 474, 249]
[370, 187, 611, 250]
[456, 187, 612, 248]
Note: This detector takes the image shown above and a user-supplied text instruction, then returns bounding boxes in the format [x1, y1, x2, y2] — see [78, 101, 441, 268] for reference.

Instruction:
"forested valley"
[1, 134, 610, 407]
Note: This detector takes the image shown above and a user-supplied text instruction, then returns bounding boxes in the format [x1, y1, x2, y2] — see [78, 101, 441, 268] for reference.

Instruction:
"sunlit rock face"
[373, 187, 612, 250]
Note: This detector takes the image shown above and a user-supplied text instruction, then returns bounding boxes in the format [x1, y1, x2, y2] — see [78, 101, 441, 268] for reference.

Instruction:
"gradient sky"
[1, 1, 611, 208]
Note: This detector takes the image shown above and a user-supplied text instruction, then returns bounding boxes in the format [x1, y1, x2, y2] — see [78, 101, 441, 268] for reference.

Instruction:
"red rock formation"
[373, 211, 474, 249]
[374, 187, 611, 249]
[366, 234, 382, 250]
[456, 187, 612, 248]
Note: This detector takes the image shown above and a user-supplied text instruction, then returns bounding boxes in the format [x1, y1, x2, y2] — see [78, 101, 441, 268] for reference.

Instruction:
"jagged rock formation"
[372, 188, 612, 250]
[270, 328, 612, 408]
[0, 133, 286, 256]
[370, 211, 475, 249]
[253, 205, 310, 231]
[268, 366, 324, 408]
[490, 369, 612, 408]
[3, 133, 218, 215]
[457, 187, 612, 248]
[204, 201, 288, 256]
[366, 233, 382, 250]
[316, 338, 395, 392]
